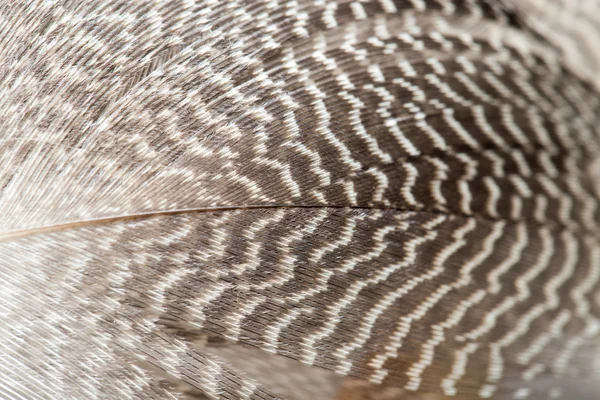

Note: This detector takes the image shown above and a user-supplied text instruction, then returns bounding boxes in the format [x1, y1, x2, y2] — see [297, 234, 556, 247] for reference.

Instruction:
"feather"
[1, 1, 600, 399]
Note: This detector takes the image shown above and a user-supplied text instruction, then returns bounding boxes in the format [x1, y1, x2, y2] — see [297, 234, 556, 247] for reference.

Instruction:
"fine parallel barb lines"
[402, 221, 506, 391]
[281, 45, 364, 172]
[368, 217, 478, 382]
[481, 228, 556, 395]
[425, 156, 450, 210]
[252, 210, 332, 350]
[338, 90, 394, 164]
[549, 237, 600, 377]
[436, 222, 528, 392]
[459, 228, 555, 343]
[300, 219, 411, 364]
[516, 309, 572, 367]
[331, 215, 447, 373]
[2, 1, 600, 399]
[441, 341, 480, 396]
[0, 224, 274, 399]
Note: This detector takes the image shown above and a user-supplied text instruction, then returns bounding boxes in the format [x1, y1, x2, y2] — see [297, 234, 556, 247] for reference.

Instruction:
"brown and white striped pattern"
[1, 1, 600, 399]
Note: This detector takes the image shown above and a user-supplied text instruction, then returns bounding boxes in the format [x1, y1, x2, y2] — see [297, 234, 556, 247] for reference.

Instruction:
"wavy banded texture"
[1, 1, 600, 399]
